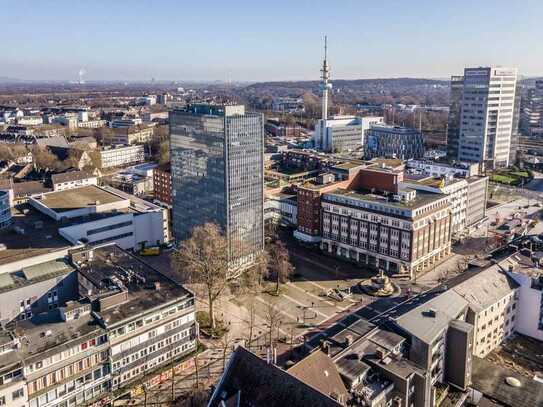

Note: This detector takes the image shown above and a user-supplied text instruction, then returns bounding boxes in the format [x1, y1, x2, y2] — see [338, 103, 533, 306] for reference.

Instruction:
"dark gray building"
[446, 75, 464, 161]
[170, 104, 264, 267]
[365, 125, 424, 160]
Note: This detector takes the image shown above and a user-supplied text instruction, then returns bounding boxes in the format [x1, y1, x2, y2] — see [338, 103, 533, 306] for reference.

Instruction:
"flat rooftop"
[35, 185, 124, 214]
[325, 188, 447, 211]
[0, 205, 72, 268]
[76, 245, 192, 327]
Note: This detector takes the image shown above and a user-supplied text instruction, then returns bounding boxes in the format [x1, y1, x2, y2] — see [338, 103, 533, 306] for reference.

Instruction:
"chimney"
[345, 334, 354, 347]
[321, 340, 331, 356]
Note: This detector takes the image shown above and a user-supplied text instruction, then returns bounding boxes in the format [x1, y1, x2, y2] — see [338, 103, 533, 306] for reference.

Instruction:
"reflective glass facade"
[170, 104, 264, 266]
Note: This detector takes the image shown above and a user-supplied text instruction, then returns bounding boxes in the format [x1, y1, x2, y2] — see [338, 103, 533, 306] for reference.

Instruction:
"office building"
[170, 104, 264, 267]
[98, 145, 145, 169]
[28, 185, 169, 250]
[453, 67, 518, 169]
[446, 75, 465, 161]
[321, 166, 452, 278]
[365, 125, 424, 160]
[520, 80, 543, 137]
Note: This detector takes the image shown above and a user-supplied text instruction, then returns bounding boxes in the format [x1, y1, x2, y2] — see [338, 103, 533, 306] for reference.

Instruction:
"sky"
[1, 0, 542, 82]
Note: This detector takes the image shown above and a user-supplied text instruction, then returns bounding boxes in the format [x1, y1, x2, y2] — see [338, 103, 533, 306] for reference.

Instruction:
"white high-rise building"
[456, 67, 518, 169]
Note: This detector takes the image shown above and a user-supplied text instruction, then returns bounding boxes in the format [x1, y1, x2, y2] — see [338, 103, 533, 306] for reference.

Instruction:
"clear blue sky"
[2, 0, 542, 81]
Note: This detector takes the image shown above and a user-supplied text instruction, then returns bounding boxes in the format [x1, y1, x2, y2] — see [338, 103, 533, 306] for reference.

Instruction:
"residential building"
[265, 119, 304, 138]
[446, 75, 465, 161]
[78, 119, 106, 129]
[321, 168, 452, 278]
[170, 103, 264, 267]
[51, 171, 98, 191]
[271, 97, 304, 113]
[208, 346, 343, 407]
[101, 126, 154, 145]
[109, 117, 143, 128]
[0, 244, 196, 407]
[406, 159, 480, 178]
[365, 125, 424, 160]
[501, 253, 543, 342]
[520, 80, 543, 137]
[449, 265, 519, 357]
[17, 116, 43, 126]
[28, 185, 169, 250]
[455, 67, 518, 169]
[153, 163, 172, 206]
[98, 145, 145, 169]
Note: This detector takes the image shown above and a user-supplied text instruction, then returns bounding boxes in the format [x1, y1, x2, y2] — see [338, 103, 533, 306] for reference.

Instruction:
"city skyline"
[2, 0, 542, 82]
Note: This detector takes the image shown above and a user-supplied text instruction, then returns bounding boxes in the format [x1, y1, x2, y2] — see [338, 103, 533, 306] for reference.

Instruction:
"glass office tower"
[170, 104, 264, 267]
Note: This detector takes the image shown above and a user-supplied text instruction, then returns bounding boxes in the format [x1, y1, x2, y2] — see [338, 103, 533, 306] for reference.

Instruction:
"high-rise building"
[446, 76, 464, 161]
[451, 67, 518, 169]
[520, 80, 543, 137]
[170, 104, 264, 267]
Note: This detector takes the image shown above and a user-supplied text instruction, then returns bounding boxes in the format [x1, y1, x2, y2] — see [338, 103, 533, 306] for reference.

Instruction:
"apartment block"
[101, 126, 154, 145]
[98, 145, 145, 169]
[0, 244, 197, 407]
[153, 163, 172, 206]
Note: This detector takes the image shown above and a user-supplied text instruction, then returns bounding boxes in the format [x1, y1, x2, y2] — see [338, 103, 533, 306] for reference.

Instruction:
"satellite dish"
[505, 377, 522, 387]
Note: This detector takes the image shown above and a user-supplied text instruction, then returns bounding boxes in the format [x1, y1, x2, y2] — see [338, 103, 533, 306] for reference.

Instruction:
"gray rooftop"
[451, 264, 519, 313]
[395, 290, 468, 343]
[35, 185, 124, 214]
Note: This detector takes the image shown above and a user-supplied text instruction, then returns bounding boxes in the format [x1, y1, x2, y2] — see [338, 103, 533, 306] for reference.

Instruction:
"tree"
[32, 146, 63, 171]
[245, 298, 257, 349]
[268, 241, 294, 295]
[173, 223, 231, 331]
[241, 250, 269, 292]
[264, 302, 282, 349]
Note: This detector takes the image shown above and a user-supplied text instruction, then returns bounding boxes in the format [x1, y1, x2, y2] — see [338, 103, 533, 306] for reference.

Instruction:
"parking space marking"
[286, 282, 336, 306]
[298, 276, 331, 292]
[254, 296, 299, 322]
[280, 292, 330, 319]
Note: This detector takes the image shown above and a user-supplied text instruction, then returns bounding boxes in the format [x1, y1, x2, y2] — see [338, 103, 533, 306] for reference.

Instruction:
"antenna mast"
[320, 35, 331, 121]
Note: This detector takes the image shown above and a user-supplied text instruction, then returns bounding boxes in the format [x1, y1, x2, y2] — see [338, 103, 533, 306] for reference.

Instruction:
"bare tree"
[220, 330, 233, 372]
[173, 223, 231, 331]
[268, 241, 294, 295]
[242, 250, 269, 292]
[245, 298, 257, 349]
[264, 302, 282, 349]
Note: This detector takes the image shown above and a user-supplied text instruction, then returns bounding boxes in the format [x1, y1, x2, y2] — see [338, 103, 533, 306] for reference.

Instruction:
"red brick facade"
[153, 164, 172, 205]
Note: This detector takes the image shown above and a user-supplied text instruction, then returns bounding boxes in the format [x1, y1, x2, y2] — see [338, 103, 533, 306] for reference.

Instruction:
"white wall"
[509, 272, 543, 342]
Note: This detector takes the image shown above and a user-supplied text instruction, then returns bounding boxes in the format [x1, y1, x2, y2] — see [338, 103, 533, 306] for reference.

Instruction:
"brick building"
[153, 163, 172, 206]
[321, 186, 452, 278]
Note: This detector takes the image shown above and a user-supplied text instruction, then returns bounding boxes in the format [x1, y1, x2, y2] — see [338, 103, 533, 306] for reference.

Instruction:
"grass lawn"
[490, 174, 517, 185]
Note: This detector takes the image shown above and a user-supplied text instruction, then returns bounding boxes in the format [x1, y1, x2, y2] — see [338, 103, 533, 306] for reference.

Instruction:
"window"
[12, 388, 24, 399]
